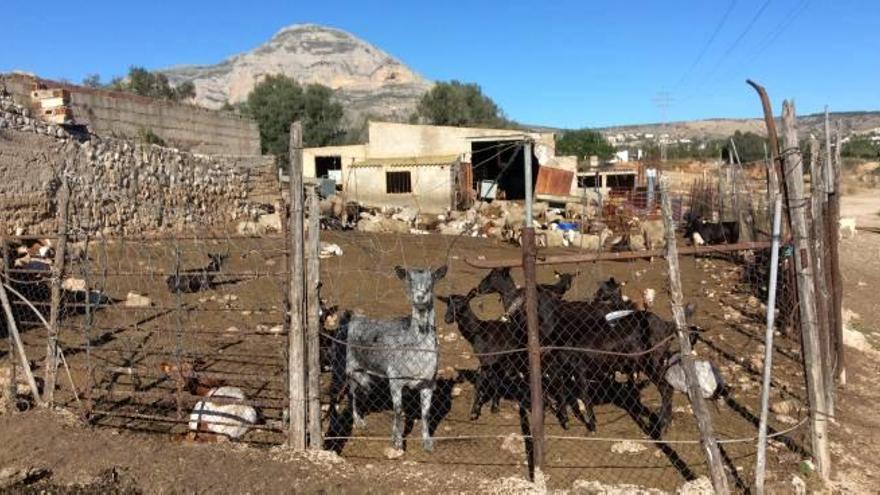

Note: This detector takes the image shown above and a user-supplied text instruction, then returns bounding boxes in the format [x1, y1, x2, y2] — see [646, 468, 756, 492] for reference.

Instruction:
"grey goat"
[343, 265, 447, 452]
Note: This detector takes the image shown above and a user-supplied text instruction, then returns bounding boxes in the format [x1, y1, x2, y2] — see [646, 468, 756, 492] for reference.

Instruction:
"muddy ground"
[0, 223, 875, 493]
[0, 226, 824, 492]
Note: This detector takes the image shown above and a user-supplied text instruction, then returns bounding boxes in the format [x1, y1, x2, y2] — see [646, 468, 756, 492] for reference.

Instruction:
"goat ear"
[433, 265, 448, 281]
[394, 265, 408, 280]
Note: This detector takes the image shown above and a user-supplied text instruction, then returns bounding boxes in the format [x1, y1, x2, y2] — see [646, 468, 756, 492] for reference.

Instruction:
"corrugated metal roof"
[351, 154, 460, 168]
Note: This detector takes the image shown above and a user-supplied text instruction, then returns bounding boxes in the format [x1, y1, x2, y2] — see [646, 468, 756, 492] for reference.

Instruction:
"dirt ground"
[1, 213, 878, 493]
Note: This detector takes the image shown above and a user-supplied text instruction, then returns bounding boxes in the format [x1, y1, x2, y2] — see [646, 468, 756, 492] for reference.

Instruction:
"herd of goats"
[1, 213, 750, 451]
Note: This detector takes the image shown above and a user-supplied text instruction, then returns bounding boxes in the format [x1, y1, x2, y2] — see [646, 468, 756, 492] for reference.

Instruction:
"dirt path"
[841, 188, 880, 230]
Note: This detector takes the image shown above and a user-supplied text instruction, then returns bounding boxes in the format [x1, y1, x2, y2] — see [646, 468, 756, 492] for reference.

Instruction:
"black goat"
[166, 254, 228, 294]
[684, 217, 739, 246]
[439, 290, 524, 420]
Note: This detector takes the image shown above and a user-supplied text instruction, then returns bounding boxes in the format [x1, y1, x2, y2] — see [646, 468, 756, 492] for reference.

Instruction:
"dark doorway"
[316, 155, 343, 190]
[470, 140, 539, 200]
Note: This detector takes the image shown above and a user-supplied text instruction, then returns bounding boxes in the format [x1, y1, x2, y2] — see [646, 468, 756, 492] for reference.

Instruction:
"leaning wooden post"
[305, 185, 323, 450]
[809, 135, 834, 415]
[521, 140, 545, 483]
[44, 177, 71, 405]
[780, 100, 831, 481]
[2, 239, 18, 412]
[660, 177, 730, 494]
[829, 123, 845, 385]
[287, 121, 307, 450]
[0, 250, 44, 408]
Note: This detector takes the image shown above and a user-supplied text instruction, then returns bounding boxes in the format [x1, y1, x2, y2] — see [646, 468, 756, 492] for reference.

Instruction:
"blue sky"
[2, 0, 877, 128]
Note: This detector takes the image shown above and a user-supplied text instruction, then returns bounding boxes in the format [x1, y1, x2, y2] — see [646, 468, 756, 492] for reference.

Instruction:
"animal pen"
[0, 87, 845, 493]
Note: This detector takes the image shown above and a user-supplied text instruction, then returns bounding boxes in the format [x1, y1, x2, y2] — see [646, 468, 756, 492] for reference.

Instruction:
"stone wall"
[1, 73, 261, 156]
[0, 94, 276, 236]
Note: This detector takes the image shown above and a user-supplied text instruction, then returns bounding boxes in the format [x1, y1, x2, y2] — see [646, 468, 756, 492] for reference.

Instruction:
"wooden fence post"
[660, 177, 730, 494]
[781, 101, 831, 481]
[44, 177, 70, 405]
[809, 135, 834, 415]
[305, 185, 323, 450]
[287, 121, 307, 450]
[829, 123, 844, 385]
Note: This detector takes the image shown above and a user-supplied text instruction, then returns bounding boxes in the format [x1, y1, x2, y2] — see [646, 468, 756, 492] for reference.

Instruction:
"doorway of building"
[470, 140, 538, 200]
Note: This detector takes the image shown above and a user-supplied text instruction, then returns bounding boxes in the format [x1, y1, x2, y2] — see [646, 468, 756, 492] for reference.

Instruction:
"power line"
[675, 0, 739, 89]
[700, 0, 774, 85]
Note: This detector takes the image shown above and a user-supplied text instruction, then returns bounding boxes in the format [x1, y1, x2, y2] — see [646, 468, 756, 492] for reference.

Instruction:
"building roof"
[351, 154, 460, 168]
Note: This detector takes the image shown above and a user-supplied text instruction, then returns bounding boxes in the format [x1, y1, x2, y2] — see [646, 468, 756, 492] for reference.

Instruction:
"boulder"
[124, 292, 152, 308]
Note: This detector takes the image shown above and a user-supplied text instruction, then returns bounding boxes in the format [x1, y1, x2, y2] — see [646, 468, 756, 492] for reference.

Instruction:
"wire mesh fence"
[0, 139, 824, 492]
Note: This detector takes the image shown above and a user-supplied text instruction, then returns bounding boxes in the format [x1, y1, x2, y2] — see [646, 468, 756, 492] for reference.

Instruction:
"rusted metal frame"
[55, 323, 287, 337]
[95, 388, 287, 409]
[466, 241, 772, 269]
[65, 345, 284, 362]
[88, 410, 284, 433]
[746, 79, 792, 236]
[102, 365, 286, 384]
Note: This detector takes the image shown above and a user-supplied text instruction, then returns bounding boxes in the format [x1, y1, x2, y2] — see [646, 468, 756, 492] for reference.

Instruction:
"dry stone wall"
[0, 93, 275, 236]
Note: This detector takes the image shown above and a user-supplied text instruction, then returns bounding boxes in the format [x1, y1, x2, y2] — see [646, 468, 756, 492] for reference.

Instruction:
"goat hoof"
[353, 418, 367, 429]
[469, 411, 480, 421]
[490, 404, 499, 414]
[423, 439, 434, 452]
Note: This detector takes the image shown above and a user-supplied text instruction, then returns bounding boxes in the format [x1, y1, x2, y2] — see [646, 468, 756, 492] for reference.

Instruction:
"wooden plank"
[781, 100, 831, 481]
[465, 241, 772, 269]
[306, 185, 323, 450]
[828, 122, 844, 384]
[809, 135, 834, 415]
[44, 178, 70, 405]
[288, 121, 306, 450]
[534, 166, 574, 197]
[660, 178, 730, 495]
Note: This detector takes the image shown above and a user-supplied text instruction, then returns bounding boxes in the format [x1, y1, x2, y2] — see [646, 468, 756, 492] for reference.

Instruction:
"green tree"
[414, 80, 511, 128]
[726, 130, 766, 163]
[112, 66, 195, 102]
[842, 136, 879, 159]
[555, 129, 615, 160]
[241, 75, 345, 166]
[82, 74, 102, 88]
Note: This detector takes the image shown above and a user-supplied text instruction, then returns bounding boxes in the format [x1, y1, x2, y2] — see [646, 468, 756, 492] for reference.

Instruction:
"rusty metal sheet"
[535, 166, 573, 197]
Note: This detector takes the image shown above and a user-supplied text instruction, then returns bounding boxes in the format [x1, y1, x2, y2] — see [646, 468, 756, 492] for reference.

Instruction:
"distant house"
[576, 162, 639, 197]
[302, 122, 577, 213]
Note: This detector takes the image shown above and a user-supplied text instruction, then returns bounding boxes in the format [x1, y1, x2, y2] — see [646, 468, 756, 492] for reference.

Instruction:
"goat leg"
[647, 365, 673, 438]
[420, 387, 434, 452]
[389, 381, 405, 451]
[349, 381, 366, 429]
[470, 370, 486, 421]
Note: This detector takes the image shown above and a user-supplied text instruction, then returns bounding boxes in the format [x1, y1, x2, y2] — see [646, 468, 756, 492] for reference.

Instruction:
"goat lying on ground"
[160, 361, 258, 441]
[332, 265, 447, 452]
[166, 253, 227, 293]
[438, 290, 524, 420]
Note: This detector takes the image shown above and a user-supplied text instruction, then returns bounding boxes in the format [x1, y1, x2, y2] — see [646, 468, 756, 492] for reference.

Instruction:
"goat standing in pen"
[333, 265, 447, 452]
[166, 253, 228, 293]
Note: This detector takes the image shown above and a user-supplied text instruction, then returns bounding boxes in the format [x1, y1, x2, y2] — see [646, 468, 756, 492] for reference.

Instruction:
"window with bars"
[386, 171, 412, 194]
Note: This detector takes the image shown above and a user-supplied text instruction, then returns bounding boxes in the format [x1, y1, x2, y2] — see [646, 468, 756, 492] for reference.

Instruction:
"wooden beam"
[829, 122, 845, 384]
[44, 177, 70, 405]
[287, 121, 306, 450]
[305, 185, 323, 450]
[660, 177, 730, 494]
[781, 100, 831, 481]
[809, 135, 835, 415]
[465, 241, 772, 269]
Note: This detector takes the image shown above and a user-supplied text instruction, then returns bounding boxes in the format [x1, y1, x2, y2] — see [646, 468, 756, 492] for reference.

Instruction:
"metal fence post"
[287, 121, 307, 450]
[660, 177, 730, 494]
[755, 198, 783, 495]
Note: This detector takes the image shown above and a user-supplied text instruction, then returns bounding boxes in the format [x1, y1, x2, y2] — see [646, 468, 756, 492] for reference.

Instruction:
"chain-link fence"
[0, 135, 832, 492]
